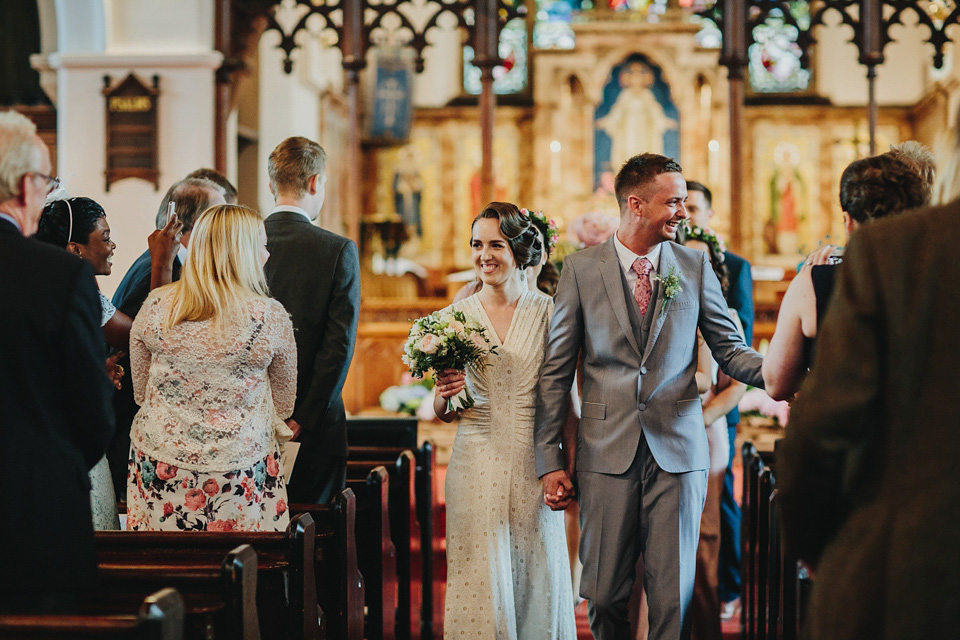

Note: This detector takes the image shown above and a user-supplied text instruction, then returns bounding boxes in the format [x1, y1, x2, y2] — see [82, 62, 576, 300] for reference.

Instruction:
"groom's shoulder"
[564, 242, 606, 268]
[668, 241, 707, 265]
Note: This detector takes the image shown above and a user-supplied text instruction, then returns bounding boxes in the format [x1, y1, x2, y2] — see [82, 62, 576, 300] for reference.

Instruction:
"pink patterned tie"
[632, 257, 653, 315]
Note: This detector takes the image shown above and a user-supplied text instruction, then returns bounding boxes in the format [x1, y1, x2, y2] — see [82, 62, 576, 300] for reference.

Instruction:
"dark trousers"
[718, 424, 742, 603]
[285, 433, 347, 504]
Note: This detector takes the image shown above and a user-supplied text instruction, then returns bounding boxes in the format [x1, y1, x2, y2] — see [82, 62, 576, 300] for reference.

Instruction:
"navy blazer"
[723, 250, 754, 427]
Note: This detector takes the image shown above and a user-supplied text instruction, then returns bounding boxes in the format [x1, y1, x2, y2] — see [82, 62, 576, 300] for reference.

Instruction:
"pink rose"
[448, 320, 465, 335]
[266, 456, 280, 477]
[470, 332, 487, 350]
[418, 334, 439, 355]
[184, 488, 207, 511]
[276, 499, 287, 516]
[202, 479, 220, 496]
[207, 519, 237, 532]
[162, 502, 174, 517]
[156, 462, 178, 480]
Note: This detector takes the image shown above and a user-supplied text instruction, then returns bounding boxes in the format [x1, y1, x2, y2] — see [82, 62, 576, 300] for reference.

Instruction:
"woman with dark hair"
[35, 196, 181, 530]
[453, 208, 559, 300]
[764, 153, 928, 400]
[435, 202, 576, 639]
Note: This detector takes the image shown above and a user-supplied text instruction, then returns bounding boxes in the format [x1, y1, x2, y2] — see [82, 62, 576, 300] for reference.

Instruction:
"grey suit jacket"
[535, 237, 763, 477]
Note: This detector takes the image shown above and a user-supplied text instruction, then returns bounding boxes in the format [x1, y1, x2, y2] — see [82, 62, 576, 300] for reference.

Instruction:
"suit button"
[638, 403, 646, 411]
[640, 366, 647, 375]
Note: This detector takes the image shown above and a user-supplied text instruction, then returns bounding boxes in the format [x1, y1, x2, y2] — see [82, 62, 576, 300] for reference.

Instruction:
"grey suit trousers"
[578, 432, 707, 640]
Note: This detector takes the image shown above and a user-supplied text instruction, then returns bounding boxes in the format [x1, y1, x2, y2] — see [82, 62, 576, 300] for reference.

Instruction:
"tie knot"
[632, 257, 652, 277]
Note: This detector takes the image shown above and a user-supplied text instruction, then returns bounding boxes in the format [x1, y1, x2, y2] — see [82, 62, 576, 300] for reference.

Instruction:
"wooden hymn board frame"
[102, 72, 160, 192]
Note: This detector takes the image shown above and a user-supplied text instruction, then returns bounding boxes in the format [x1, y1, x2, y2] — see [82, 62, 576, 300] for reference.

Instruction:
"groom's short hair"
[615, 153, 683, 214]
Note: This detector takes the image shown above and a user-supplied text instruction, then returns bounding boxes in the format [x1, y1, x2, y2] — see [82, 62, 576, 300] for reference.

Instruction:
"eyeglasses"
[28, 172, 60, 195]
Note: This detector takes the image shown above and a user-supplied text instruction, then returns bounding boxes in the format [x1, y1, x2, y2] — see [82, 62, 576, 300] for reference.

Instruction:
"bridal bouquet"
[402, 309, 497, 412]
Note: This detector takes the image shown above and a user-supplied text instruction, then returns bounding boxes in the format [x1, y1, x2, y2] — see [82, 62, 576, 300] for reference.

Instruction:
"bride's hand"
[435, 369, 466, 399]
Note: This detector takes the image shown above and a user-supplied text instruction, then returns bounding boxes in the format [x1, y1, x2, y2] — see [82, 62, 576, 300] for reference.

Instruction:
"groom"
[535, 153, 764, 639]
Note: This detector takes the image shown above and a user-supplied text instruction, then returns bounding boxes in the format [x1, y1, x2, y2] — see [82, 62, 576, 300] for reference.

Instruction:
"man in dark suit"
[0, 110, 114, 613]
[778, 200, 960, 639]
[685, 181, 754, 614]
[264, 136, 361, 504]
[106, 177, 225, 495]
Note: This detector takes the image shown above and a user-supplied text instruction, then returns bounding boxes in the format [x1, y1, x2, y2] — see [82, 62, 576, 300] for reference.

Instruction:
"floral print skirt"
[126, 445, 290, 532]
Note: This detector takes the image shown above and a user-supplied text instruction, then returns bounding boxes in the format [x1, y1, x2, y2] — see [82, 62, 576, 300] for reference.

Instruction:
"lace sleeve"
[129, 293, 158, 406]
[267, 301, 297, 420]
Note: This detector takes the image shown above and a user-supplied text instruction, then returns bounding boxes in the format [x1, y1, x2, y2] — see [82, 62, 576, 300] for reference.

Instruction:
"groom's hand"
[542, 470, 575, 511]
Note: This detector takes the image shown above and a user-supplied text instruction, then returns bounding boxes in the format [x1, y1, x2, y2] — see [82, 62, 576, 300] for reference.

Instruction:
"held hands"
[148, 211, 184, 266]
[106, 351, 126, 390]
[542, 469, 575, 511]
[435, 369, 466, 400]
[285, 418, 303, 441]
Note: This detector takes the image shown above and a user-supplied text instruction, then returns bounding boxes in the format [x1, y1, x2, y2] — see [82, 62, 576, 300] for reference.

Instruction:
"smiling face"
[684, 189, 712, 230]
[634, 172, 688, 246]
[471, 217, 518, 286]
[75, 217, 116, 276]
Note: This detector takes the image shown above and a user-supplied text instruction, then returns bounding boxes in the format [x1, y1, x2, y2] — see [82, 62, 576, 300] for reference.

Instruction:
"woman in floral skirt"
[126, 204, 297, 531]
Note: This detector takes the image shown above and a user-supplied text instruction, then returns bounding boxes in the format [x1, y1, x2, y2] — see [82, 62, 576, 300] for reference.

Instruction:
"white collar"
[177, 242, 188, 266]
[613, 232, 661, 275]
[0, 212, 22, 234]
[270, 205, 313, 223]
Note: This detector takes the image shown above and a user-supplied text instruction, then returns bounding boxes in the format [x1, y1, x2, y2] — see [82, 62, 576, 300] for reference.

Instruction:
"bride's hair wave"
[471, 202, 543, 269]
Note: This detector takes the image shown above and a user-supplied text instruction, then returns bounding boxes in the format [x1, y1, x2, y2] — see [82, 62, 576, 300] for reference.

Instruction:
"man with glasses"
[0, 110, 115, 613]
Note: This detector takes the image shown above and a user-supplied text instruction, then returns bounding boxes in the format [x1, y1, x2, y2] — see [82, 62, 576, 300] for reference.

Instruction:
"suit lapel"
[642, 241, 676, 365]
[598, 238, 643, 360]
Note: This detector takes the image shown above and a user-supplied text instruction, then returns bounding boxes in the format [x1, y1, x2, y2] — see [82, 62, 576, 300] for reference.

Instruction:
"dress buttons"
[638, 403, 646, 411]
[640, 366, 647, 375]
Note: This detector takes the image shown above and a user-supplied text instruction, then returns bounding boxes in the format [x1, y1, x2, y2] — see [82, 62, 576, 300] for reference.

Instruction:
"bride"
[435, 202, 576, 640]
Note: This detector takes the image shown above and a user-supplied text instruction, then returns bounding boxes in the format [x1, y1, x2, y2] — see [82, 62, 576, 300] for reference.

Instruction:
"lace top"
[129, 288, 297, 472]
[99, 292, 116, 327]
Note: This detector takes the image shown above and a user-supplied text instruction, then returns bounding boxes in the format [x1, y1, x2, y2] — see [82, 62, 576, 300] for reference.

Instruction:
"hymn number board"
[103, 73, 160, 191]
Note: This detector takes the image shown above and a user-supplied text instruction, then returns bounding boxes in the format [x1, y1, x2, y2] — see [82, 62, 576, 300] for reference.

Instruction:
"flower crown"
[685, 224, 726, 263]
[520, 208, 559, 254]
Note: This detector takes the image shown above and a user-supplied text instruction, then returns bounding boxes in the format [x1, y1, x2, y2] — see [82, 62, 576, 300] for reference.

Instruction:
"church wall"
[31, 0, 221, 298]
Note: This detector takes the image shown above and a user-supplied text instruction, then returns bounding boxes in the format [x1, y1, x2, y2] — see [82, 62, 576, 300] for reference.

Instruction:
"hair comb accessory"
[44, 185, 74, 244]
[520, 207, 559, 254]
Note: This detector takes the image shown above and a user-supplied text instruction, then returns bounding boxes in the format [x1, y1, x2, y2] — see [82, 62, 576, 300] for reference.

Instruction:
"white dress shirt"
[613, 232, 661, 295]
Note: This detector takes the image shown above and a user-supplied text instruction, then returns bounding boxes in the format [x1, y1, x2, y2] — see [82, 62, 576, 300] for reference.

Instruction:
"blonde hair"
[164, 204, 270, 329]
[0, 110, 41, 202]
[268, 136, 326, 199]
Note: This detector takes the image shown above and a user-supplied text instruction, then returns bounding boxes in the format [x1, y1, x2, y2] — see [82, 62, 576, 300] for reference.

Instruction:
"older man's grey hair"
[888, 141, 936, 204]
[153, 177, 227, 231]
[0, 110, 41, 203]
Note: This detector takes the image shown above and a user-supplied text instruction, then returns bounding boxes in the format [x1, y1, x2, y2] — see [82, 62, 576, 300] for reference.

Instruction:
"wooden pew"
[346, 416, 418, 449]
[348, 441, 440, 640]
[291, 489, 365, 640]
[756, 467, 775, 640]
[348, 451, 416, 640]
[346, 466, 398, 640]
[0, 588, 184, 640]
[92, 513, 320, 640]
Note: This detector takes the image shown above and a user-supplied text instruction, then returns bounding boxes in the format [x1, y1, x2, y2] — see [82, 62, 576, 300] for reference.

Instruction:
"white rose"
[448, 320, 465, 335]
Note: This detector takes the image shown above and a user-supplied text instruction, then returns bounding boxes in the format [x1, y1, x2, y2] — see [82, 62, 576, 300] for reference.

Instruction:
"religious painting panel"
[371, 130, 443, 267]
[827, 123, 901, 242]
[453, 127, 522, 267]
[751, 123, 820, 266]
[593, 53, 679, 189]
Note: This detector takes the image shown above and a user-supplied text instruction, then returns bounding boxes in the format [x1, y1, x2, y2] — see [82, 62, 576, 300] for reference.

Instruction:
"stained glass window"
[463, 18, 528, 95]
[748, 4, 811, 93]
[533, 0, 579, 50]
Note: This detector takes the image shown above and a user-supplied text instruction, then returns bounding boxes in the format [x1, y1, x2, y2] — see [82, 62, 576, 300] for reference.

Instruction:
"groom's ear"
[628, 194, 644, 217]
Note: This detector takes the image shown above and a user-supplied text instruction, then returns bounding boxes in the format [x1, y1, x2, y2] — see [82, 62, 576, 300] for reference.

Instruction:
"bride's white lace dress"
[444, 290, 576, 640]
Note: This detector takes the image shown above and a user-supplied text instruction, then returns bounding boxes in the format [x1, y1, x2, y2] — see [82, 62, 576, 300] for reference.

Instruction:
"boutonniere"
[652, 267, 682, 317]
